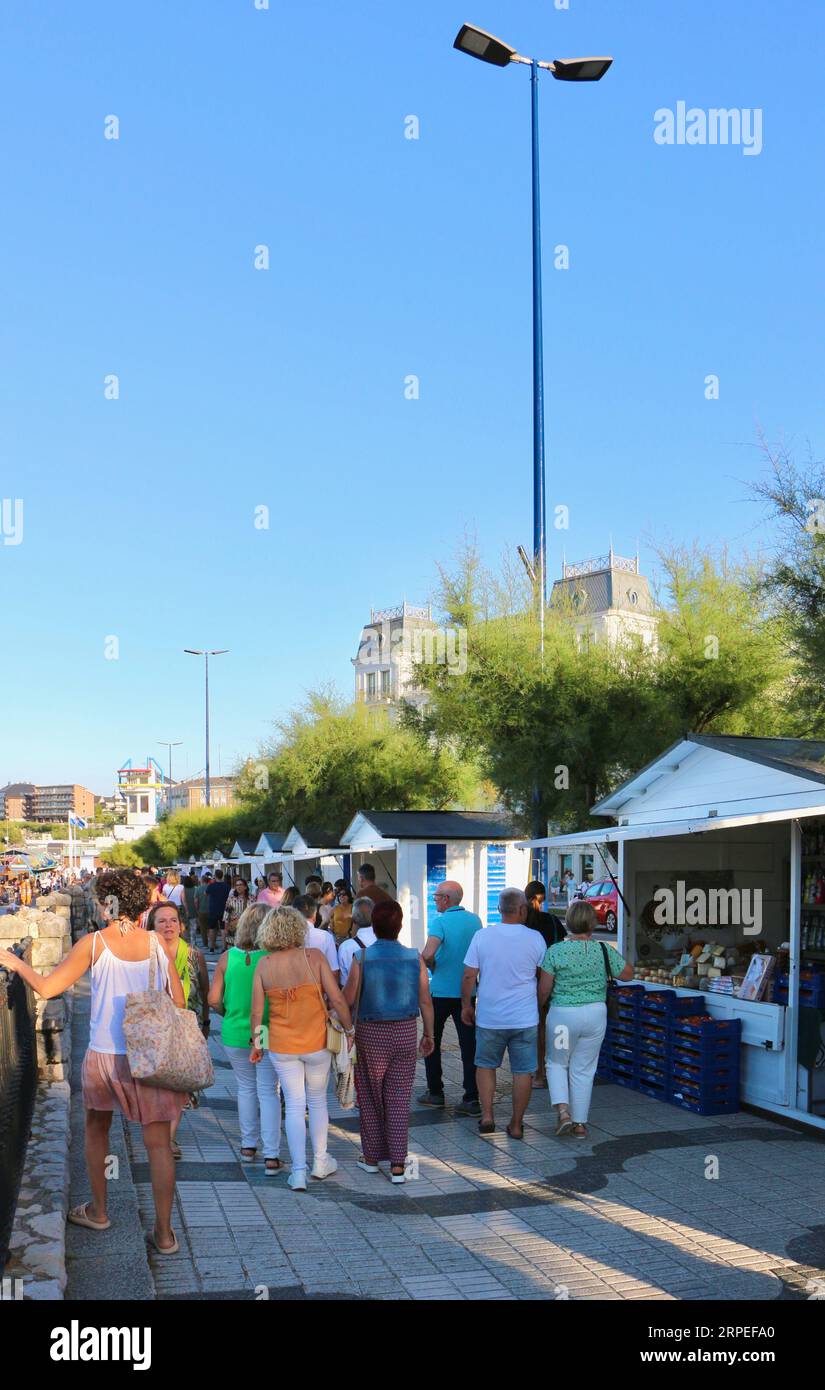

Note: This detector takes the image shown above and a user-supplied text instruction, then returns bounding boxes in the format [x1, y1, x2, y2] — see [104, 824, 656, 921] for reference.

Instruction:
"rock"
[24, 1242, 63, 1279]
[29, 1212, 65, 1241]
[25, 1278, 65, 1300]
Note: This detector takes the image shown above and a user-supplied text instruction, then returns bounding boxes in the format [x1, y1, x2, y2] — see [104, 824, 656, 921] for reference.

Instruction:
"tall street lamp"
[157, 741, 182, 786]
[453, 23, 612, 840]
[184, 650, 228, 808]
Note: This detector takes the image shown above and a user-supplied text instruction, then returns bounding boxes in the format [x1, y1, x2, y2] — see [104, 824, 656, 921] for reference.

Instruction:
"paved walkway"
[99, 974, 825, 1302]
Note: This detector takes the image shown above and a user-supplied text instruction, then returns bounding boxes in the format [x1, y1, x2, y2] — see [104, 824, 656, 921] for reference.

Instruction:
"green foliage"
[128, 806, 258, 866]
[407, 542, 791, 832]
[239, 690, 484, 833]
[98, 843, 143, 868]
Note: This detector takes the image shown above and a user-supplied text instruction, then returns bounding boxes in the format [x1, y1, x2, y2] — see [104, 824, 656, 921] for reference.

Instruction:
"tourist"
[209, 904, 282, 1174]
[461, 887, 546, 1140]
[337, 896, 376, 987]
[293, 893, 340, 981]
[205, 869, 231, 953]
[149, 900, 211, 1160]
[343, 900, 434, 1183]
[222, 877, 250, 950]
[304, 874, 323, 898]
[194, 872, 212, 947]
[355, 862, 391, 906]
[564, 870, 578, 906]
[249, 906, 354, 1191]
[163, 871, 186, 911]
[280, 886, 298, 907]
[525, 880, 567, 1090]
[256, 872, 284, 908]
[182, 874, 198, 939]
[0, 871, 187, 1254]
[330, 887, 354, 945]
[317, 882, 336, 928]
[418, 880, 481, 1116]
[539, 899, 633, 1137]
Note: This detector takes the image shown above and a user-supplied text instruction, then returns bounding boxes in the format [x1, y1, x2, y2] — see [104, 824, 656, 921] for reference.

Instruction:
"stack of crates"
[772, 970, 825, 1008]
[597, 987, 743, 1117]
[637, 991, 706, 1101]
[668, 1016, 742, 1115]
[597, 983, 645, 1085]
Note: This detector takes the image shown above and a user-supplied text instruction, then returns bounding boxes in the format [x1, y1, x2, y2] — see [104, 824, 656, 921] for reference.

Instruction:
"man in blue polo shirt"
[418, 880, 481, 1116]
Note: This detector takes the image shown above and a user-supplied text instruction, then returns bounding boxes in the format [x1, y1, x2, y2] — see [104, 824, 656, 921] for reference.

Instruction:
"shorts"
[475, 1025, 538, 1074]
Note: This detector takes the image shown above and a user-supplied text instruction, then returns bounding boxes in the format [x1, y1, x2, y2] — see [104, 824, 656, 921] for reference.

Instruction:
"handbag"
[334, 947, 365, 1110]
[123, 933, 215, 1093]
[599, 940, 621, 1022]
[303, 950, 350, 1058]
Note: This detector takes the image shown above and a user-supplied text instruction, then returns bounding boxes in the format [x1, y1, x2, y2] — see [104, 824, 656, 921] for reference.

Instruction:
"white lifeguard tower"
[116, 757, 168, 836]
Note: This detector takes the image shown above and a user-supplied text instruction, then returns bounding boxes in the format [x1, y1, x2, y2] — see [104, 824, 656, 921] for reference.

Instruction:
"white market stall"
[521, 733, 825, 1131]
[220, 839, 266, 886]
[280, 827, 350, 892]
[341, 810, 531, 949]
[253, 832, 289, 885]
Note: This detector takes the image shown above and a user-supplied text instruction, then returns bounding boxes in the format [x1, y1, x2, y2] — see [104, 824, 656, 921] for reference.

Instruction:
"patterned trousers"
[354, 1018, 417, 1166]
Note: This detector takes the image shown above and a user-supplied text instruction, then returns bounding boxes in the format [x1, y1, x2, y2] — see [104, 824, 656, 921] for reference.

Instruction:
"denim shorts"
[475, 1025, 538, 1074]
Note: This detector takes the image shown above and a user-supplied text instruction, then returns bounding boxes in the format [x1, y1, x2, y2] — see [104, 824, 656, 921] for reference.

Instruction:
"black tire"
[605, 910, 617, 932]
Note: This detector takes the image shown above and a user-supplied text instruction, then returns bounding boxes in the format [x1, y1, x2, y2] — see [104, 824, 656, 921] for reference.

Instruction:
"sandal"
[506, 1123, 524, 1140]
[264, 1158, 282, 1175]
[555, 1110, 574, 1137]
[240, 1147, 257, 1164]
[148, 1229, 179, 1256]
[170, 1141, 182, 1160]
[478, 1120, 496, 1135]
[572, 1123, 588, 1138]
[67, 1203, 110, 1232]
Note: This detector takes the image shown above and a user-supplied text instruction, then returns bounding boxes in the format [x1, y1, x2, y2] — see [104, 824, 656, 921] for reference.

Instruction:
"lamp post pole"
[184, 649, 228, 809]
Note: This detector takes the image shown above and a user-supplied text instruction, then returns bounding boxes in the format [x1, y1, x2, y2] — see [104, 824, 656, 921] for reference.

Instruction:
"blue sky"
[1, 0, 823, 796]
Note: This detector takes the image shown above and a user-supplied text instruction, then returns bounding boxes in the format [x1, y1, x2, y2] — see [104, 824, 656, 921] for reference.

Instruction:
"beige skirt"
[82, 1049, 187, 1124]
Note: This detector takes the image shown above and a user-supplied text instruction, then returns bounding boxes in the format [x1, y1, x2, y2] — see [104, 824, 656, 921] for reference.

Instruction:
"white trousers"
[546, 1002, 607, 1123]
[269, 1050, 331, 1174]
[224, 1045, 282, 1158]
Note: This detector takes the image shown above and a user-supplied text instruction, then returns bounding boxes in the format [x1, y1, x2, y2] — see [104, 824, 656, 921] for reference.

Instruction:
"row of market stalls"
[179, 812, 531, 949]
[520, 733, 825, 1132]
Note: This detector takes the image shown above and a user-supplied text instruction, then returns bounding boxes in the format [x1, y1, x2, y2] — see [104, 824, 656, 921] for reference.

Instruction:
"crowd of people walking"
[0, 858, 628, 1253]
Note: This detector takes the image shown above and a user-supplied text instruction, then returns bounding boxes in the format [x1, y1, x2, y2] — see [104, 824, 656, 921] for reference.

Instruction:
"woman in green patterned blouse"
[538, 900, 633, 1138]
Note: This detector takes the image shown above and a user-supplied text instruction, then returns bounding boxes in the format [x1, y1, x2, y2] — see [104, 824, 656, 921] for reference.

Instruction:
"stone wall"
[1, 893, 74, 1298]
[0, 894, 73, 1083]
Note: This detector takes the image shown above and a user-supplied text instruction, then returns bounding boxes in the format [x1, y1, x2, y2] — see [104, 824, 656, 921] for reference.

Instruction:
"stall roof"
[229, 839, 258, 857]
[282, 826, 344, 853]
[520, 803, 825, 849]
[342, 811, 521, 843]
[592, 734, 825, 817]
[254, 832, 287, 856]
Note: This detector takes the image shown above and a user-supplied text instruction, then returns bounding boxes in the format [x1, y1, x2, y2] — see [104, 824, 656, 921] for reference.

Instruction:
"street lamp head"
[550, 56, 613, 82]
[453, 23, 517, 67]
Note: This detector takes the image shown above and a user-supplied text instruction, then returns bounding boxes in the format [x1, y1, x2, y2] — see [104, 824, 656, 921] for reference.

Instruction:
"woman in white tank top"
[0, 869, 188, 1255]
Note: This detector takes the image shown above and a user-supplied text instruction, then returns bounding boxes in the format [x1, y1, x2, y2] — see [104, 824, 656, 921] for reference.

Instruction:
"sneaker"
[389, 1166, 406, 1185]
[310, 1154, 338, 1181]
[356, 1158, 379, 1174]
[454, 1099, 481, 1117]
[288, 1170, 307, 1192]
[417, 1090, 445, 1108]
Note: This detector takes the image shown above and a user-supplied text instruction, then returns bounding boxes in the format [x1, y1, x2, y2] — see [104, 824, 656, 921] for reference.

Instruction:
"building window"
[381, 669, 390, 696]
[367, 673, 376, 699]
[140, 796, 149, 814]
[129, 796, 138, 813]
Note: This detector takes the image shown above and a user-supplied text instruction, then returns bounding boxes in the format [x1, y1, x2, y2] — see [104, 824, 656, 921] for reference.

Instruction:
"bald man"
[418, 880, 482, 1115]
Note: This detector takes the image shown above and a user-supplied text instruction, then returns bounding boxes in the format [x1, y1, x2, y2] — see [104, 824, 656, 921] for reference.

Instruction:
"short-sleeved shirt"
[428, 906, 483, 998]
[205, 880, 231, 921]
[338, 926, 377, 987]
[541, 937, 627, 1007]
[464, 923, 546, 1029]
[305, 922, 339, 974]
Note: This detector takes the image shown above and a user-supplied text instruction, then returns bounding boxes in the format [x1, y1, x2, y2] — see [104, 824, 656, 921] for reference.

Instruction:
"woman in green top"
[150, 902, 211, 1158]
[208, 904, 282, 1173]
[538, 900, 634, 1138]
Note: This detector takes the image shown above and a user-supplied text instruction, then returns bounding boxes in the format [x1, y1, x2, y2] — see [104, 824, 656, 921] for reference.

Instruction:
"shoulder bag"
[599, 940, 621, 1021]
[304, 949, 350, 1059]
[123, 932, 215, 1092]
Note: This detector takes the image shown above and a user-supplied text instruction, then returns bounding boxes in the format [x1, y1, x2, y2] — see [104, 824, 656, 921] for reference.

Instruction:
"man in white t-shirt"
[293, 893, 340, 981]
[461, 887, 546, 1139]
[337, 897, 377, 988]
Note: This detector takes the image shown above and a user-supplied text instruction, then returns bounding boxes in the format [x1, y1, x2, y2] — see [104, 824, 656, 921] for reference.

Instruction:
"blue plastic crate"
[772, 973, 825, 1007]
[638, 1035, 670, 1063]
[642, 993, 706, 1021]
[611, 984, 646, 1009]
[671, 1042, 739, 1071]
[668, 1083, 739, 1116]
[638, 1074, 668, 1100]
[672, 1016, 741, 1044]
[671, 1058, 739, 1086]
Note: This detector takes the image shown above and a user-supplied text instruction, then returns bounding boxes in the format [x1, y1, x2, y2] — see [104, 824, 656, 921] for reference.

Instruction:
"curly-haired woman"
[249, 906, 354, 1191]
[0, 870, 187, 1254]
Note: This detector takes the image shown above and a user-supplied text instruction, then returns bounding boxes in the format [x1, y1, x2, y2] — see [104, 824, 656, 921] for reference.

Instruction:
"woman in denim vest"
[344, 900, 434, 1183]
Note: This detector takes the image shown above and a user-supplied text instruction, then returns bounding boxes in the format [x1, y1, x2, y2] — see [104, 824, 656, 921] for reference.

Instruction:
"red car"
[582, 879, 618, 931]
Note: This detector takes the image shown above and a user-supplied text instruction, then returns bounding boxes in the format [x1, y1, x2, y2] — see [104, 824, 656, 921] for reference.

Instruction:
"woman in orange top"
[250, 906, 353, 1192]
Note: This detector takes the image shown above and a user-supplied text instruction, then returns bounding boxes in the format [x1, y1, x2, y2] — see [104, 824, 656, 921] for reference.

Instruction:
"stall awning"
[518, 802, 825, 850]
